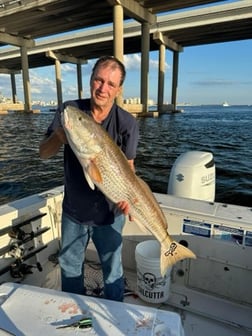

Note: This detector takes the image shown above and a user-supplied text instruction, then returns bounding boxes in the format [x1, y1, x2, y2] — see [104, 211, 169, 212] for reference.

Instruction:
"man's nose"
[98, 81, 109, 91]
[97, 81, 103, 89]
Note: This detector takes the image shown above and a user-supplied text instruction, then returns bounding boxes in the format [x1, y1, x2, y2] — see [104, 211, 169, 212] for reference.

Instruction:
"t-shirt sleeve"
[45, 100, 81, 137]
[121, 115, 139, 160]
[45, 105, 63, 136]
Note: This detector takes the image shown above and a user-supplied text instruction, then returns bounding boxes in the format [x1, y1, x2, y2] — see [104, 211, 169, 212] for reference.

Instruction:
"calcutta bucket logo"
[137, 270, 168, 300]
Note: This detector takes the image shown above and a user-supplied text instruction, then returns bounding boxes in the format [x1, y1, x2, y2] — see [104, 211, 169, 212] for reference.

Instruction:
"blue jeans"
[58, 212, 125, 301]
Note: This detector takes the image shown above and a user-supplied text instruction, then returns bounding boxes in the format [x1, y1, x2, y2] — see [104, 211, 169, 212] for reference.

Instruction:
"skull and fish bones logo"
[138, 271, 167, 291]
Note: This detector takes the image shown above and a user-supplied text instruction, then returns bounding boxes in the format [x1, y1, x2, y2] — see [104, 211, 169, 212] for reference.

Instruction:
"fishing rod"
[0, 213, 47, 237]
[0, 244, 48, 277]
[0, 212, 50, 278]
[0, 226, 50, 256]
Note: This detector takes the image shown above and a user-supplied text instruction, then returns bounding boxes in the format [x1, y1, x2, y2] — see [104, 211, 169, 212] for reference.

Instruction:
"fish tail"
[160, 241, 196, 277]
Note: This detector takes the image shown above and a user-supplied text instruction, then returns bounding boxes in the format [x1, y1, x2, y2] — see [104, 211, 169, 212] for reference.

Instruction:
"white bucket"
[135, 240, 171, 303]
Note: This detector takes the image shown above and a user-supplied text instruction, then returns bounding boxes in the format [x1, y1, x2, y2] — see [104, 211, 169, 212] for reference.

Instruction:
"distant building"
[124, 97, 155, 105]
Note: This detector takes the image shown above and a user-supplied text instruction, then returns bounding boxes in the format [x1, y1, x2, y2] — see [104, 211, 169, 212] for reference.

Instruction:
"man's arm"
[39, 127, 67, 159]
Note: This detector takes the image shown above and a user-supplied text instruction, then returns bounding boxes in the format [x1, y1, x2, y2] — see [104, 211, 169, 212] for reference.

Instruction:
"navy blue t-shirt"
[46, 99, 139, 225]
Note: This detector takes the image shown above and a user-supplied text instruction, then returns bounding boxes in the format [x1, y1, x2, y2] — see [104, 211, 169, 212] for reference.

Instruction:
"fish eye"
[78, 117, 82, 121]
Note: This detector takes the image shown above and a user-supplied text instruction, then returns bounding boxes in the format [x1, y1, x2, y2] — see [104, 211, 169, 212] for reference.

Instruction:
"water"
[0, 105, 251, 207]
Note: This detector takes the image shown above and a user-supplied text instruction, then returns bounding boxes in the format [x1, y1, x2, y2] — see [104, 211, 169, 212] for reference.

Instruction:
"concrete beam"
[0, 32, 34, 47]
[45, 50, 87, 64]
[0, 0, 56, 17]
[0, 67, 20, 74]
[107, 0, 156, 24]
[156, 0, 252, 30]
[153, 31, 183, 52]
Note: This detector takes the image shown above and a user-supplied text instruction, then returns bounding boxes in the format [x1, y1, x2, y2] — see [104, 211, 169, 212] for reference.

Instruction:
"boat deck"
[15, 255, 252, 336]
[1, 187, 252, 335]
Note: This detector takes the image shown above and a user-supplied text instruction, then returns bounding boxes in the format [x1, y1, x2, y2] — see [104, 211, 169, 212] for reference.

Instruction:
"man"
[39, 56, 139, 302]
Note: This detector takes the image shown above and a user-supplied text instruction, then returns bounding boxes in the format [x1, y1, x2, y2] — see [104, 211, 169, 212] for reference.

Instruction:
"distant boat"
[222, 101, 230, 107]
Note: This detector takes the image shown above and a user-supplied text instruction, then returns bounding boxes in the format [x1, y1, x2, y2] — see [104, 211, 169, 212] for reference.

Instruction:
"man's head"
[91, 56, 126, 86]
[90, 56, 126, 111]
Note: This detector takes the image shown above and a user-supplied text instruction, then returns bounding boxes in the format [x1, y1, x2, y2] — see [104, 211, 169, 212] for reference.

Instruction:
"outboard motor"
[167, 151, 215, 202]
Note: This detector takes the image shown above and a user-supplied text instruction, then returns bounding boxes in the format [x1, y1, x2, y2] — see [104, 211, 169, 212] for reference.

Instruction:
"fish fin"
[87, 161, 103, 184]
[160, 241, 196, 277]
[83, 169, 95, 190]
[81, 159, 102, 190]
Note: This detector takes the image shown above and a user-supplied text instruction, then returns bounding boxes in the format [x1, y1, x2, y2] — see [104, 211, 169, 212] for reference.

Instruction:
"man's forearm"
[39, 132, 63, 159]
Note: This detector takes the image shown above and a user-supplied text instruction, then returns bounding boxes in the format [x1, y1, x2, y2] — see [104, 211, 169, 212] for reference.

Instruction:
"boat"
[0, 151, 251, 336]
[222, 101, 230, 107]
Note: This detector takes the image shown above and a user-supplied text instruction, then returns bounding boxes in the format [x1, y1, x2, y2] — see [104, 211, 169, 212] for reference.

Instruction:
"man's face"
[90, 64, 122, 110]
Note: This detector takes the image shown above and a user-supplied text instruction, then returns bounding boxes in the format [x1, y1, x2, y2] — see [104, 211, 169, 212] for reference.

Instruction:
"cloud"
[63, 84, 77, 97]
[28, 70, 56, 97]
[30, 71, 54, 86]
[61, 63, 76, 73]
[0, 74, 12, 95]
[124, 54, 141, 70]
[192, 78, 252, 87]
[31, 87, 42, 94]
[193, 79, 236, 86]
[0, 73, 9, 79]
[124, 53, 170, 71]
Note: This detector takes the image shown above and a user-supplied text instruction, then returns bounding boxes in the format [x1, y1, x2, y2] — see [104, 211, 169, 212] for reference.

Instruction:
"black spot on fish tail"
[164, 242, 178, 257]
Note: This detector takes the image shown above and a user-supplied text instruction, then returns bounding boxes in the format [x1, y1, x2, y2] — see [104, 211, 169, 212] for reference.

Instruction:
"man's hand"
[117, 201, 133, 221]
[39, 127, 68, 159]
[55, 127, 68, 144]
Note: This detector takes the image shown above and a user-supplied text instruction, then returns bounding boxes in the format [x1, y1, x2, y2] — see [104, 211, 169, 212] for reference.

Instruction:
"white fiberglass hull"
[0, 186, 251, 335]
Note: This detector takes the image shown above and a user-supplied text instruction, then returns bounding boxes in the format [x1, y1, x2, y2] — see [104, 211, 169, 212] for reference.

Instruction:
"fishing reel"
[0, 213, 48, 278]
[9, 243, 43, 278]
[10, 259, 43, 278]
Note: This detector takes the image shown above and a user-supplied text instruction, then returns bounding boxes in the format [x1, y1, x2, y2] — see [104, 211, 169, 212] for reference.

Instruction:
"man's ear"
[116, 86, 123, 97]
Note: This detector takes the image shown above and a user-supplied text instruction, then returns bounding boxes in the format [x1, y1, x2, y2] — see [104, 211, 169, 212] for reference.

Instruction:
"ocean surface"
[0, 105, 251, 207]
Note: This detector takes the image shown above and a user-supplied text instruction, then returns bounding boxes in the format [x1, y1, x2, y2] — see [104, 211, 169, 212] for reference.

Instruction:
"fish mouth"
[63, 109, 72, 130]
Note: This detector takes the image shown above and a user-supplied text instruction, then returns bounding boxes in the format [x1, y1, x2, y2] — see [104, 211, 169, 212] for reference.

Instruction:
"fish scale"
[62, 105, 196, 276]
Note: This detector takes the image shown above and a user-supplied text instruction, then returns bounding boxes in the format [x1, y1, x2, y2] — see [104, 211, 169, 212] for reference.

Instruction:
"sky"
[0, 28, 252, 106]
